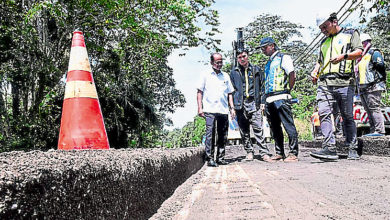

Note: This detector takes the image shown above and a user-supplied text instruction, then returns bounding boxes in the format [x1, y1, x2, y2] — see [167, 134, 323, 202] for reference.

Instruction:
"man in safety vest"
[310, 12, 363, 161]
[357, 33, 386, 137]
[260, 37, 299, 162]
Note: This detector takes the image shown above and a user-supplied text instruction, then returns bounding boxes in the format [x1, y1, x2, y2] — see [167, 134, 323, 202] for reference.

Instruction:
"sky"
[166, 0, 367, 129]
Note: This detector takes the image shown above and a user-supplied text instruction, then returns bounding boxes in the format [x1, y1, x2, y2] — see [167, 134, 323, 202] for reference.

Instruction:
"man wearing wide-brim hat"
[310, 12, 363, 161]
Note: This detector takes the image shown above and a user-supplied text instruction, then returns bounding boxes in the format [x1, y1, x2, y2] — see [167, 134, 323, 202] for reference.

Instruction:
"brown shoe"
[244, 152, 254, 161]
[270, 154, 284, 161]
[284, 154, 298, 162]
[261, 155, 274, 163]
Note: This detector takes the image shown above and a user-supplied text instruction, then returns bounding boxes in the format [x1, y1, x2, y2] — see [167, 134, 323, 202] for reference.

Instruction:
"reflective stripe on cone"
[58, 31, 109, 150]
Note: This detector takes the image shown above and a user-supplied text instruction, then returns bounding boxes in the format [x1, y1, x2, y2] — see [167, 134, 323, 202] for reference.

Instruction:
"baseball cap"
[259, 37, 276, 47]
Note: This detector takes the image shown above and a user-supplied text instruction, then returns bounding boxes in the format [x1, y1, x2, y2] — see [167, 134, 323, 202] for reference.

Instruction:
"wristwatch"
[344, 54, 348, 60]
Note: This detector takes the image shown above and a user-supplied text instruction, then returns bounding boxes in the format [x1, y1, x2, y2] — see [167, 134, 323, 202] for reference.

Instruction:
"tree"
[356, 0, 390, 22]
[158, 116, 205, 148]
[0, 0, 220, 151]
[225, 14, 316, 119]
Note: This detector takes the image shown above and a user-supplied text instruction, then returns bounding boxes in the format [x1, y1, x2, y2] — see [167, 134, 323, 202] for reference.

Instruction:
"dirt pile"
[300, 136, 390, 156]
[0, 147, 204, 219]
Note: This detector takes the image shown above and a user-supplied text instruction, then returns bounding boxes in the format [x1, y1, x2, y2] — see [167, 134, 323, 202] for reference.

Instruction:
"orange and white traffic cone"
[58, 31, 110, 150]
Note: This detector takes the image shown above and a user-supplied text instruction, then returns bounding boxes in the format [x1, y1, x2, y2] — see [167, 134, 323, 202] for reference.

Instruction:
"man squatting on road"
[310, 12, 363, 161]
[230, 48, 273, 162]
[260, 37, 299, 162]
[357, 33, 387, 137]
[197, 53, 235, 167]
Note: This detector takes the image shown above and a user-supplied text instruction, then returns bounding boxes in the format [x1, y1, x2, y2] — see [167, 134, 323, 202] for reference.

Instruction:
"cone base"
[58, 98, 109, 150]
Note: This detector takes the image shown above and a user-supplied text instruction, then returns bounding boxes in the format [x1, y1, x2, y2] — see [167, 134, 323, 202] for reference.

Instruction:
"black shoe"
[310, 148, 339, 161]
[347, 149, 360, 160]
[207, 159, 219, 167]
[217, 159, 229, 165]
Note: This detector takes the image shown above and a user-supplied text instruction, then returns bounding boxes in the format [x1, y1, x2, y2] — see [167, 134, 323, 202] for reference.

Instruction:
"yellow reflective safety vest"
[358, 48, 385, 88]
[320, 29, 355, 78]
[264, 52, 289, 95]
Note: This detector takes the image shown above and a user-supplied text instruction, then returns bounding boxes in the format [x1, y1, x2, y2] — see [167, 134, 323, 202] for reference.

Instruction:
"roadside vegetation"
[0, 0, 220, 151]
[0, 1, 388, 151]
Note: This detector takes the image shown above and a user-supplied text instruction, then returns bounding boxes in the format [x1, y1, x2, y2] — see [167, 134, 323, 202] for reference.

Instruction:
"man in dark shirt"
[230, 49, 272, 162]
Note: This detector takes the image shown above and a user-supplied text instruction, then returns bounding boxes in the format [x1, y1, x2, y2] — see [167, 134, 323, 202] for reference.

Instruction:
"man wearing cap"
[260, 37, 299, 162]
[357, 33, 387, 137]
[230, 49, 272, 162]
[310, 12, 363, 161]
[197, 52, 235, 167]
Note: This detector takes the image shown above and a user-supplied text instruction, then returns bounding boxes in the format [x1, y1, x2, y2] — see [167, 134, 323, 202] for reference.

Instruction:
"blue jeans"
[317, 85, 357, 150]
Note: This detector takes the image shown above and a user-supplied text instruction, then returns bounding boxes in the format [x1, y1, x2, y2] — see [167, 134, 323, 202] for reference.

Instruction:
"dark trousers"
[265, 99, 299, 156]
[204, 113, 228, 161]
[236, 108, 269, 156]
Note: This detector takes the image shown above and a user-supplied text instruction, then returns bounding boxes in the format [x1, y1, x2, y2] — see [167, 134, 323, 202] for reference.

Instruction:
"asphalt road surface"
[151, 145, 390, 220]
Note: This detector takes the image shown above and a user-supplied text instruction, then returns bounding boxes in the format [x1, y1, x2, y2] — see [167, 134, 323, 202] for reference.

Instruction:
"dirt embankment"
[301, 135, 390, 156]
[0, 147, 204, 219]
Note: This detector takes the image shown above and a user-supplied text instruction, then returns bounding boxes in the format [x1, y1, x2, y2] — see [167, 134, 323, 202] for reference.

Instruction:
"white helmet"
[315, 12, 337, 27]
[316, 12, 330, 27]
[360, 33, 372, 42]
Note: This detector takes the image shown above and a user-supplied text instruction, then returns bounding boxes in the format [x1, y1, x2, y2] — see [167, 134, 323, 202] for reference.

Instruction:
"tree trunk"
[11, 83, 20, 121]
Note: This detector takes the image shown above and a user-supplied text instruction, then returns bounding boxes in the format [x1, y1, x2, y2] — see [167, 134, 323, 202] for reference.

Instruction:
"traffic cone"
[58, 31, 110, 150]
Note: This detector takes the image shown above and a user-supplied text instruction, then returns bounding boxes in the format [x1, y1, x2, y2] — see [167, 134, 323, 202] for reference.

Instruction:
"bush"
[294, 118, 313, 141]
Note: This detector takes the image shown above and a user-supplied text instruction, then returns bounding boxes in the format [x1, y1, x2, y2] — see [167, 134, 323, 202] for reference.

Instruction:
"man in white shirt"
[197, 53, 235, 167]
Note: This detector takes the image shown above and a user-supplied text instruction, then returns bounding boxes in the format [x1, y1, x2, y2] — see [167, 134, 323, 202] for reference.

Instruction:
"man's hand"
[198, 109, 205, 118]
[230, 108, 236, 119]
[330, 54, 345, 64]
[260, 104, 265, 114]
[310, 63, 321, 85]
[311, 71, 318, 84]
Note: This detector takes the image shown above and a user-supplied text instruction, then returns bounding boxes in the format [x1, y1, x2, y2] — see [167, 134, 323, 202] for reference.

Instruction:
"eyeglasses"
[213, 61, 223, 65]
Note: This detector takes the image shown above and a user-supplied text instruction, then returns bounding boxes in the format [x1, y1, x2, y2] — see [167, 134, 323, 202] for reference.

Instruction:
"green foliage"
[383, 71, 390, 106]
[294, 119, 313, 141]
[0, 0, 220, 151]
[226, 14, 317, 122]
[356, 0, 390, 23]
[158, 116, 205, 148]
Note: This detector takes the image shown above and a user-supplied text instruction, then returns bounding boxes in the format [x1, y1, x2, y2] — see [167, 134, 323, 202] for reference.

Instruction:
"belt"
[244, 96, 254, 101]
[266, 94, 292, 103]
